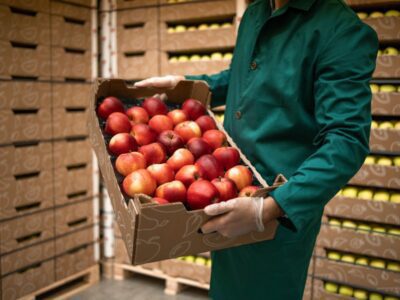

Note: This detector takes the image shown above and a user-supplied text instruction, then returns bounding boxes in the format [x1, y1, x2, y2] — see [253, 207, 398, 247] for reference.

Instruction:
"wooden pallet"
[20, 265, 100, 300]
[109, 261, 210, 295]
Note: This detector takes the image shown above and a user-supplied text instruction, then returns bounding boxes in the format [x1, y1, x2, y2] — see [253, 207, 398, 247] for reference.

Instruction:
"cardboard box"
[349, 164, 400, 189]
[0, 209, 55, 254]
[52, 107, 89, 138]
[50, 1, 90, 18]
[1, 239, 54, 276]
[55, 226, 96, 255]
[117, 50, 159, 80]
[364, 16, 400, 43]
[0, 40, 50, 80]
[372, 92, 400, 117]
[55, 0, 95, 7]
[302, 276, 313, 300]
[51, 14, 91, 49]
[114, 237, 130, 264]
[1, 259, 55, 300]
[51, 47, 92, 81]
[0, 0, 49, 13]
[55, 199, 95, 236]
[53, 138, 92, 168]
[89, 79, 279, 265]
[53, 164, 94, 206]
[160, 259, 210, 284]
[52, 82, 92, 108]
[374, 55, 400, 79]
[317, 225, 400, 261]
[325, 196, 400, 226]
[0, 80, 51, 110]
[115, 0, 158, 9]
[0, 170, 53, 221]
[113, 218, 122, 238]
[0, 5, 50, 45]
[370, 128, 400, 153]
[117, 7, 158, 52]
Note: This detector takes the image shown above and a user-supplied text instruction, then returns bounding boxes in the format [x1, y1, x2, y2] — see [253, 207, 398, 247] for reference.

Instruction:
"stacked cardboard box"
[0, 0, 99, 299]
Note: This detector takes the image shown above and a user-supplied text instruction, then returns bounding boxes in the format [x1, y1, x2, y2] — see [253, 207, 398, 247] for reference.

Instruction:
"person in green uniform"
[135, 0, 378, 298]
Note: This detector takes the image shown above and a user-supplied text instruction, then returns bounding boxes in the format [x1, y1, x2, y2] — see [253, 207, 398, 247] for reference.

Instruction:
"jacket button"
[235, 111, 242, 119]
[250, 61, 257, 70]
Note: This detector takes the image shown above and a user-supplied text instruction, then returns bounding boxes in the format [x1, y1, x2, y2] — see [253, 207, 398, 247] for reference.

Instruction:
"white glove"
[134, 75, 185, 88]
[201, 197, 265, 238]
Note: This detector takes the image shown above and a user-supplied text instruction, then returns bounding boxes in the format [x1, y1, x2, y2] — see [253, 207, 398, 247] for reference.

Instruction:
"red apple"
[123, 169, 157, 197]
[147, 163, 175, 185]
[182, 98, 206, 120]
[97, 96, 124, 119]
[155, 180, 187, 203]
[212, 147, 240, 170]
[195, 115, 217, 132]
[126, 106, 149, 125]
[115, 152, 146, 176]
[108, 133, 137, 155]
[142, 97, 168, 116]
[148, 115, 174, 134]
[152, 197, 170, 205]
[239, 186, 260, 197]
[174, 121, 202, 143]
[186, 137, 213, 159]
[202, 129, 227, 150]
[105, 112, 131, 135]
[225, 165, 253, 191]
[168, 109, 188, 125]
[211, 177, 238, 202]
[195, 154, 224, 180]
[167, 148, 195, 171]
[175, 165, 204, 187]
[157, 130, 184, 155]
[139, 142, 166, 165]
[131, 123, 158, 146]
[187, 180, 219, 210]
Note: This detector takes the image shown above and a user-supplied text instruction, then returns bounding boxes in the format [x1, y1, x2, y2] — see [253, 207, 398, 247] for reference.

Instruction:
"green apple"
[342, 187, 359, 198]
[206, 259, 212, 267]
[167, 27, 175, 33]
[175, 25, 187, 32]
[390, 193, 400, 203]
[201, 55, 211, 61]
[223, 53, 233, 60]
[184, 255, 195, 263]
[190, 54, 201, 61]
[209, 23, 220, 30]
[376, 157, 392, 166]
[370, 293, 383, 300]
[385, 10, 400, 17]
[354, 289, 368, 300]
[341, 254, 356, 263]
[378, 122, 394, 130]
[357, 12, 368, 20]
[355, 257, 369, 265]
[369, 12, 384, 18]
[324, 282, 338, 293]
[198, 24, 209, 30]
[393, 157, 400, 167]
[357, 223, 372, 232]
[387, 262, 400, 272]
[370, 84, 380, 93]
[187, 26, 197, 31]
[178, 55, 189, 62]
[195, 256, 207, 265]
[339, 285, 353, 297]
[221, 22, 232, 28]
[364, 156, 376, 164]
[388, 228, 400, 236]
[373, 191, 390, 202]
[327, 251, 341, 260]
[370, 259, 386, 269]
[372, 225, 386, 233]
[342, 220, 357, 229]
[358, 189, 374, 200]
[169, 56, 178, 63]
[383, 47, 399, 56]
[380, 85, 396, 92]
[211, 52, 223, 60]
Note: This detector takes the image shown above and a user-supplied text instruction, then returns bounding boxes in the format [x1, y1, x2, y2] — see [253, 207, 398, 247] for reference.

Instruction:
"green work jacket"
[187, 0, 378, 299]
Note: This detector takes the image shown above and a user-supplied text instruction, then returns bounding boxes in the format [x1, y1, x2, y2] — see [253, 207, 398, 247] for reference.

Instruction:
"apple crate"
[312, 278, 353, 300]
[160, 259, 210, 284]
[55, 226, 97, 256]
[117, 50, 160, 80]
[89, 79, 282, 265]
[349, 164, 400, 190]
[364, 16, 400, 43]
[52, 81, 92, 108]
[345, 0, 400, 7]
[115, 0, 158, 10]
[372, 92, 400, 117]
[374, 55, 400, 79]
[0, 0, 49, 13]
[52, 107, 89, 139]
[53, 138, 93, 169]
[370, 128, 400, 154]
[51, 47, 92, 81]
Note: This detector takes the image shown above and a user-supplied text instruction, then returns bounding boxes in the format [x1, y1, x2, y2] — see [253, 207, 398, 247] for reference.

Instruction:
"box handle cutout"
[64, 16, 85, 25]
[11, 75, 38, 81]
[66, 163, 87, 170]
[67, 217, 88, 227]
[64, 48, 85, 54]
[10, 6, 37, 16]
[16, 231, 42, 243]
[17, 262, 42, 273]
[12, 108, 39, 115]
[65, 107, 86, 112]
[14, 141, 40, 147]
[124, 51, 145, 57]
[67, 191, 88, 199]
[65, 78, 87, 83]
[124, 22, 144, 29]
[66, 136, 87, 142]
[14, 171, 40, 180]
[67, 244, 88, 254]
[11, 41, 37, 49]
[15, 201, 41, 212]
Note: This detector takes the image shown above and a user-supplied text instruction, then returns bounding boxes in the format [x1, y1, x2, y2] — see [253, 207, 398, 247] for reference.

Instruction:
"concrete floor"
[71, 276, 210, 300]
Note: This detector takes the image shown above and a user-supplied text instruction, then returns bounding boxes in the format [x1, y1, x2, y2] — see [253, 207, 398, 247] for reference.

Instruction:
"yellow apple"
[206, 259, 212, 267]
[329, 218, 341, 226]
[385, 10, 400, 17]
[175, 25, 187, 32]
[169, 56, 178, 63]
[209, 23, 220, 30]
[354, 289, 368, 300]
[342, 220, 357, 229]
[194, 256, 207, 265]
[393, 157, 400, 167]
[387, 262, 400, 272]
[358, 189, 374, 200]
[398, 86, 400, 93]
[341, 254, 356, 263]
[201, 55, 211, 61]
[369, 12, 384, 18]
[184, 255, 195, 263]
[324, 282, 338, 293]
[380, 85, 396, 92]
[390, 193, 400, 203]
[358, 223, 372, 232]
[339, 285, 353, 297]
[223, 53, 233, 60]
[342, 187, 359, 198]
[370, 259, 386, 269]
[371, 121, 379, 129]
[388, 228, 400, 236]
[395, 122, 400, 129]
[357, 12, 368, 19]
[178, 55, 189, 62]
[383, 47, 399, 56]
[198, 24, 209, 30]
[167, 27, 175, 33]
[221, 22, 232, 28]
[355, 257, 369, 266]
[370, 293, 383, 300]
[377, 50, 383, 56]
[372, 225, 386, 233]
[190, 54, 201, 61]
[378, 122, 394, 129]
[370, 84, 380, 93]
[211, 52, 223, 60]
[215, 114, 224, 123]
[373, 191, 390, 202]
[187, 26, 197, 31]
[376, 157, 392, 166]
[364, 156, 376, 164]
[327, 251, 341, 260]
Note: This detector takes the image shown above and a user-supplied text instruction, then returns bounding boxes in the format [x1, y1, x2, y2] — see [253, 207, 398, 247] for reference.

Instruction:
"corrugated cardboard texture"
[53, 138, 92, 169]
[0, 209, 55, 254]
[51, 47, 92, 80]
[0, 5, 50, 45]
[51, 14, 91, 49]
[55, 226, 96, 255]
[369, 128, 400, 153]
[350, 164, 400, 189]
[374, 55, 400, 78]
[364, 17, 400, 43]
[372, 92, 400, 117]
[0, 0, 50, 13]
[52, 82, 92, 108]
[161, 259, 210, 284]
[0, 170, 53, 221]
[116, 0, 158, 9]
[117, 50, 160, 80]
[52, 107, 89, 138]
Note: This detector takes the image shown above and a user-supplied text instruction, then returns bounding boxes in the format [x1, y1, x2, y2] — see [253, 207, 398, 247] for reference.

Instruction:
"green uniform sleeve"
[185, 69, 230, 107]
[269, 23, 378, 232]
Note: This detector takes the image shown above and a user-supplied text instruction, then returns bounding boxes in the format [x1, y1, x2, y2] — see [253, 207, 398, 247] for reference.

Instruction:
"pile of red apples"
[97, 95, 260, 210]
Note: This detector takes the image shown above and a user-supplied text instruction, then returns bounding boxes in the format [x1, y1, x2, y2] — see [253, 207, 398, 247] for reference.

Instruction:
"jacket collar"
[288, 0, 317, 11]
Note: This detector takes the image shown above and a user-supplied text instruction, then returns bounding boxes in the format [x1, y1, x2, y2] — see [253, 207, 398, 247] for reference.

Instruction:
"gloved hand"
[134, 75, 185, 88]
[201, 196, 283, 238]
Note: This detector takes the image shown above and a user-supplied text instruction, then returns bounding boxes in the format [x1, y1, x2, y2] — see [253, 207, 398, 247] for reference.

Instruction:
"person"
[134, 0, 378, 298]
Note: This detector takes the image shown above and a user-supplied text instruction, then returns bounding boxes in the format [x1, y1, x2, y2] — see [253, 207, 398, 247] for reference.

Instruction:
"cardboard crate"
[52, 82, 92, 108]
[51, 13, 91, 49]
[51, 47, 92, 81]
[312, 278, 352, 300]
[0, 5, 50, 45]
[0, 209, 55, 254]
[0, 239, 55, 276]
[55, 199, 95, 236]
[53, 164, 94, 206]
[0, 170, 53, 221]
[117, 7, 158, 53]
[0, 80, 51, 110]
[364, 16, 400, 43]
[115, 0, 158, 9]
[1, 259, 55, 300]
[372, 92, 400, 117]
[53, 138, 92, 169]
[325, 196, 400, 226]
[89, 79, 280, 265]
[0, 0, 49, 13]
[0, 108, 52, 145]
[0, 40, 50, 80]
[55, 226, 96, 256]
[374, 55, 400, 79]
[117, 50, 159, 80]
[160, 259, 210, 284]
[317, 225, 400, 261]
[370, 128, 400, 153]
[52, 107, 89, 138]
[349, 164, 400, 189]
[0, 141, 53, 177]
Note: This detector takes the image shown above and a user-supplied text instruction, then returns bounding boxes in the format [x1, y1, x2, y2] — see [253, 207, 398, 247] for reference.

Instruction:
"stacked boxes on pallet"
[0, 0, 99, 299]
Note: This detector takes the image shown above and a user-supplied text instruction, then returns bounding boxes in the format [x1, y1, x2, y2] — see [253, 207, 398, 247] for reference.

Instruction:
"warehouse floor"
[71, 276, 209, 300]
